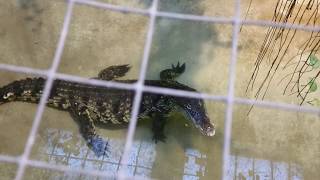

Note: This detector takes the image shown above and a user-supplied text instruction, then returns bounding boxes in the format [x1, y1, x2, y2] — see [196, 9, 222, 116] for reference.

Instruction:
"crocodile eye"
[186, 104, 191, 109]
[199, 101, 203, 107]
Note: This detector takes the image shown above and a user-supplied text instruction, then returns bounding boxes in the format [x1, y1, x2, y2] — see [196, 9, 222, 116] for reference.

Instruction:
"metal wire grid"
[0, 0, 318, 179]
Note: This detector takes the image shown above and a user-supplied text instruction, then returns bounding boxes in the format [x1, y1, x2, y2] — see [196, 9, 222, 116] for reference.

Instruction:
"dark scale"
[0, 63, 216, 157]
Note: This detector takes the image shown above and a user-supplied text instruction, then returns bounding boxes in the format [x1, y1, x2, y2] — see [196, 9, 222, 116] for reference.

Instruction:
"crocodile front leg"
[160, 62, 185, 81]
[150, 97, 173, 143]
[151, 112, 168, 143]
[69, 101, 109, 157]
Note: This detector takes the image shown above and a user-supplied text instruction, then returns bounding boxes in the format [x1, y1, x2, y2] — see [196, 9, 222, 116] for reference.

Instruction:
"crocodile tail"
[0, 77, 46, 105]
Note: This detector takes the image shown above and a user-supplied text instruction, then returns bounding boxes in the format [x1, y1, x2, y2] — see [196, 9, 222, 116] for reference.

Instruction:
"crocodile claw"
[152, 133, 167, 143]
[160, 62, 186, 80]
[89, 136, 110, 157]
[171, 62, 185, 74]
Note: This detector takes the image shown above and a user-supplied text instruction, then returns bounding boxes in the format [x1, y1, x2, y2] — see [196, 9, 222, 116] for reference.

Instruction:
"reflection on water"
[39, 128, 156, 179]
[183, 149, 207, 180]
[37, 128, 304, 180]
[226, 155, 303, 180]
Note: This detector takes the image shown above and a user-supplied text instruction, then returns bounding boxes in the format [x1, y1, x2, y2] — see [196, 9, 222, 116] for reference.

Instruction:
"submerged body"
[0, 63, 215, 156]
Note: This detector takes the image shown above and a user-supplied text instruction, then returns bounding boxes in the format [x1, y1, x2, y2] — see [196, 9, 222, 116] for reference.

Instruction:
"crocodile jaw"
[198, 122, 215, 137]
[206, 125, 215, 136]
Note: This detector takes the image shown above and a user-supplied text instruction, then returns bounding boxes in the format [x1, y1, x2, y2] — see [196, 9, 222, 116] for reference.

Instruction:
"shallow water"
[0, 0, 319, 180]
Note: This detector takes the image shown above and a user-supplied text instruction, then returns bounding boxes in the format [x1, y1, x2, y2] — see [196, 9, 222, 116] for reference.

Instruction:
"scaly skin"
[0, 63, 215, 156]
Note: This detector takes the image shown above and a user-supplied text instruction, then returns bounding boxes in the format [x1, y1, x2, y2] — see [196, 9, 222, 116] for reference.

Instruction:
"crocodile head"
[176, 97, 215, 137]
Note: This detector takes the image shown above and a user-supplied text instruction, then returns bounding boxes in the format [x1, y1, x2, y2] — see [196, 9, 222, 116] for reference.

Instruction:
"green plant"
[306, 54, 320, 107]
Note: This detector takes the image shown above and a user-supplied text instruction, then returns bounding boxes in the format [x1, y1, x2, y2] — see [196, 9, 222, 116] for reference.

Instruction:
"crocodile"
[0, 62, 215, 156]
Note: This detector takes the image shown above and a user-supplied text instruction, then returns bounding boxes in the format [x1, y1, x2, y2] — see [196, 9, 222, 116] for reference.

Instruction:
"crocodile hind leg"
[69, 101, 109, 157]
[160, 62, 186, 81]
[96, 64, 131, 81]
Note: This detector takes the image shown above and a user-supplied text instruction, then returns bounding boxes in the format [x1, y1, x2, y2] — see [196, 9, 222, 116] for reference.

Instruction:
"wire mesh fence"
[0, 0, 319, 179]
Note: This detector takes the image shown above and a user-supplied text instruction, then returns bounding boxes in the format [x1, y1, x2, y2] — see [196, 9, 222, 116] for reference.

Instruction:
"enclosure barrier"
[0, 0, 319, 180]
